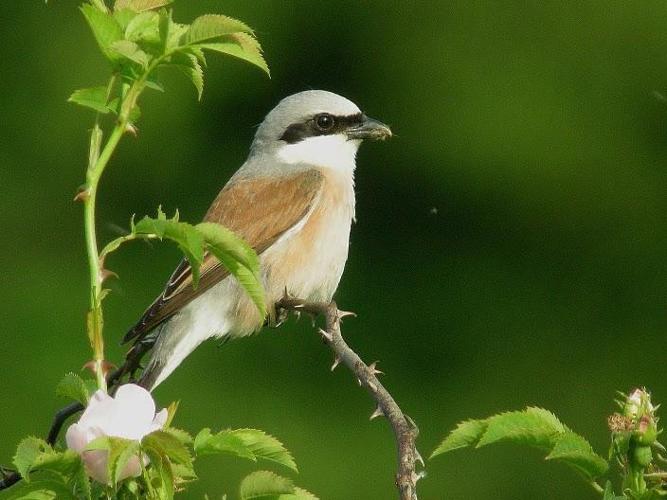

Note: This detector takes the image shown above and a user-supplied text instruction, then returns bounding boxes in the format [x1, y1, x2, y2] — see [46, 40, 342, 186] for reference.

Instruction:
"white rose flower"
[65, 384, 168, 484]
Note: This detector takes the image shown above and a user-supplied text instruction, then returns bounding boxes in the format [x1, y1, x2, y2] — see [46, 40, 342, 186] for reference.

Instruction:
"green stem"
[83, 68, 152, 390]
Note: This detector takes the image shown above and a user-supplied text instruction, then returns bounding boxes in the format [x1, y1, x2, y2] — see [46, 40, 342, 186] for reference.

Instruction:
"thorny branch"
[277, 295, 423, 500]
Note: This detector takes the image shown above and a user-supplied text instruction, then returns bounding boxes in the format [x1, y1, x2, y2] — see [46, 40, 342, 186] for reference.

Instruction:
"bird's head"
[251, 90, 392, 172]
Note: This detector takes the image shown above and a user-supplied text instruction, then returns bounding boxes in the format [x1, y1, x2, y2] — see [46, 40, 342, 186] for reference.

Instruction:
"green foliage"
[68, 87, 112, 114]
[56, 373, 90, 405]
[114, 0, 173, 13]
[71, 0, 269, 112]
[239, 471, 317, 500]
[7, 438, 89, 499]
[194, 428, 297, 472]
[80, 4, 123, 62]
[126, 208, 266, 319]
[431, 407, 608, 481]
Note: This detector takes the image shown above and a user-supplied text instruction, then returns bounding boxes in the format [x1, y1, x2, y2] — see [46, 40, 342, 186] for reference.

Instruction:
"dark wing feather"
[123, 169, 324, 344]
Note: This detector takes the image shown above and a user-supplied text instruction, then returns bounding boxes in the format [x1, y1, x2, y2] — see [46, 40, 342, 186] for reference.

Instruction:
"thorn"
[336, 309, 357, 321]
[318, 328, 332, 342]
[293, 310, 301, 321]
[411, 471, 427, 484]
[368, 381, 378, 392]
[368, 361, 384, 376]
[330, 356, 341, 371]
[100, 268, 118, 282]
[82, 360, 117, 376]
[73, 187, 90, 202]
[125, 123, 138, 136]
[415, 449, 425, 467]
[370, 406, 384, 420]
[357, 378, 362, 386]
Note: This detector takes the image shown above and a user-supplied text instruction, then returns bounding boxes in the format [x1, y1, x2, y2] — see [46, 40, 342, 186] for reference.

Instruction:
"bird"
[120, 90, 392, 390]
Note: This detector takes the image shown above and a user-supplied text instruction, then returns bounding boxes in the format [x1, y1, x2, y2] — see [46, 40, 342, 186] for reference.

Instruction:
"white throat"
[277, 134, 360, 173]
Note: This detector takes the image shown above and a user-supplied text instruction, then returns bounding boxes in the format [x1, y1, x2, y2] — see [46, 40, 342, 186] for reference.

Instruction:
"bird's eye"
[315, 113, 335, 132]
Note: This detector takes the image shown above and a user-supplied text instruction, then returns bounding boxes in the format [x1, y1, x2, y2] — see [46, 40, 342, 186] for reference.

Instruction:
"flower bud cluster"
[609, 388, 664, 493]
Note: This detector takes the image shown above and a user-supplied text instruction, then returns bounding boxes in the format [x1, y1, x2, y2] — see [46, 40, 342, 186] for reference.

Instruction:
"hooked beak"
[346, 114, 392, 141]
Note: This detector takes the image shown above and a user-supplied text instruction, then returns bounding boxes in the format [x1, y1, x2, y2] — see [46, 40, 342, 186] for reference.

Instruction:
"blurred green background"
[2, 1, 667, 498]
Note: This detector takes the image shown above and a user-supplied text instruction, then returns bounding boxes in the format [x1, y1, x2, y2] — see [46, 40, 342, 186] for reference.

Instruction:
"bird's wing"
[123, 168, 324, 344]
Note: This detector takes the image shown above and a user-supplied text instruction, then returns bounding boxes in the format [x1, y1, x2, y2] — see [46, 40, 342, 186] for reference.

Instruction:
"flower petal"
[105, 384, 156, 440]
[65, 423, 88, 453]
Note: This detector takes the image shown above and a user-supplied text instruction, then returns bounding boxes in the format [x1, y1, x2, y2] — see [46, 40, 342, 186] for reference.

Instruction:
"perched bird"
[121, 90, 392, 390]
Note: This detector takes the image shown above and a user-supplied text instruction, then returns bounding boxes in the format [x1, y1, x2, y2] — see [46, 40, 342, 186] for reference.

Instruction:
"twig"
[277, 296, 421, 500]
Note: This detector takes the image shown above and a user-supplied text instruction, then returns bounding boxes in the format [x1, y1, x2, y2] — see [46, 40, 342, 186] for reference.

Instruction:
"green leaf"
[159, 10, 188, 54]
[133, 209, 206, 284]
[80, 4, 123, 60]
[239, 471, 294, 500]
[108, 40, 150, 68]
[13, 437, 52, 480]
[172, 53, 204, 100]
[0, 479, 76, 500]
[197, 222, 266, 319]
[183, 14, 253, 45]
[68, 87, 111, 114]
[114, 0, 173, 12]
[142, 430, 192, 467]
[546, 431, 609, 480]
[29, 450, 81, 481]
[56, 372, 90, 405]
[430, 419, 488, 457]
[142, 448, 174, 499]
[197, 33, 270, 76]
[431, 407, 608, 481]
[162, 427, 193, 445]
[109, 439, 141, 486]
[238, 471, 318, 500]
[124, 11, 160, 42]
[194, 428, 297, 472]
[476, 407, 565, 449]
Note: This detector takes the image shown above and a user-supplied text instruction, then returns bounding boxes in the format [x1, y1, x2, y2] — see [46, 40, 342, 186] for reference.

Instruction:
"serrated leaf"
[197, 33, 270, 76]
[546, 431, 608, 480]
[162, 427, 193, 445]
[125, 11, 159, 42]
[56, 372, 90, 405]
[194, 428, 297, 472]
[142, 430, 192, 467]
[287, 488, 319, 500]
[13, 437, 52, 480]
[68, 87, 111, 114]
[239, 471, 294, 500]
[429, 419, 488, 458]
[183, 14, 254, 46]
[159, 11, 188, 54]
[476, 407, 565, 449]
[109, 439, 141, 486]
[0, 479, 76, 500]
[197, 222, 266, 319]
[30, 450, 81, 480]
[109, 40, 150, 67]
[133, 210, 206, 284]
[114, 0, 173, 12]
[142, 448, 174, 499]
[431, 406, 608, 481]
[80, 4, 123, 60]
[173, 53, 204, 100]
